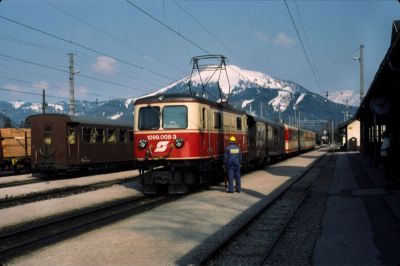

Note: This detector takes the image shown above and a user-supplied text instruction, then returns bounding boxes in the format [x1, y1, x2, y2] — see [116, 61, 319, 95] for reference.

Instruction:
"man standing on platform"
[224, 136, 242, 193]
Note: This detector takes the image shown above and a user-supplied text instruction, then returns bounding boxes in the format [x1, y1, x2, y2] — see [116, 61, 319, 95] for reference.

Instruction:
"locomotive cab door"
[201, 107, 213, 156]
[67, 123, 79, 165]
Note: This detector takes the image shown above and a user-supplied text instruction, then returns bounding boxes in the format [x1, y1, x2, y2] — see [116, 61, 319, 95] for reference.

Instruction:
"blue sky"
[0, 0, 399, 104]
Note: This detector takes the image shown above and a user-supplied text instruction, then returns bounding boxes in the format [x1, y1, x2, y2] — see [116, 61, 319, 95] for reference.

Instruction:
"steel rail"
[0, 195, 177, 263]
[202, 151, 328, 265]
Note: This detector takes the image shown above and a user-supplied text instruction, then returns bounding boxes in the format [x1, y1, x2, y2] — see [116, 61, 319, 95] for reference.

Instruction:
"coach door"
[67, 124, 79, 164]
[201, 107, 213, 155]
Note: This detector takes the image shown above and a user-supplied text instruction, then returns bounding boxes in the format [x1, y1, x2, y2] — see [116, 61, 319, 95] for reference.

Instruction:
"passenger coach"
[26, 114, 134, 173]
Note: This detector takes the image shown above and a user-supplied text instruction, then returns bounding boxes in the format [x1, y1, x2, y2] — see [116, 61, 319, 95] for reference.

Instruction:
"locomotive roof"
[134, 93, 246, 115]
[26, 114, 132, 127]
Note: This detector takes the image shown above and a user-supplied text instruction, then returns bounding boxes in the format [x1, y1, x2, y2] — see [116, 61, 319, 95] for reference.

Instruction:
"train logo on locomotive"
[154, 141, 170, 152]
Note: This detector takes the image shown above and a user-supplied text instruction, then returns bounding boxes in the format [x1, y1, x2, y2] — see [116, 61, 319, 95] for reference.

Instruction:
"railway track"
[0, 194, 178, 263]
[0, 177, 43, 189]
[203, 152, 333, 265]
[0, 175, 140, 209]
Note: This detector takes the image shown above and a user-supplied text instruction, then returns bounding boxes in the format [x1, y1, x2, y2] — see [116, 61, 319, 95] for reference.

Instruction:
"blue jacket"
[224, 143, 242, 167]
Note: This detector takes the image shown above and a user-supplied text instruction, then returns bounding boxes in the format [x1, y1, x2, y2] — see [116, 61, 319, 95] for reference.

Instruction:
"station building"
[339, 118, 360, 151]
[356, 20, 399, 176]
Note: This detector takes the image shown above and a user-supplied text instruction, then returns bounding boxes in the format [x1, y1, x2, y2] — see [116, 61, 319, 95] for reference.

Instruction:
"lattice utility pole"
[42, 89, 46, 114]
[354, 44, 365, 104]
[68, 53, 76, 116]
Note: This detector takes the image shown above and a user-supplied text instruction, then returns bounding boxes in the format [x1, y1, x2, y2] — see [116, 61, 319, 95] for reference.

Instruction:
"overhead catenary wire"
[283, 0, 322, 94]
[42, 0, 187, 76]
[0, 75, 104, 97]
[173, 0, 253, 71]
[0, 15, 176, 82]
[289, 47, 360, 81]
[125, 0, 211, 55]
[0, 86, 69, 100]
[0, 63, 137, 98]
[293, 0, 324, 90]
[0, 52, 153, 93]
[0, 32, 172, 88]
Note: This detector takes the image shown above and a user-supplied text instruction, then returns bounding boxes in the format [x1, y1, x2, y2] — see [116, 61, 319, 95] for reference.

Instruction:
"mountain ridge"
[1, 65, 357, 131]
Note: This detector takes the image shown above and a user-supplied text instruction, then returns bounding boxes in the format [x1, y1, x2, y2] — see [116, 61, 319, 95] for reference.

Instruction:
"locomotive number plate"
[147, 134, 177, 141]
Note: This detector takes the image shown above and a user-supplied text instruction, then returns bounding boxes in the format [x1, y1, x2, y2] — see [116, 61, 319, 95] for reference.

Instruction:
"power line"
[125, 0, 211, 55]
[42, 0, 187, 76]
[71, 50, 167, 88]
[0, 30, 171, 88]
[173, 0, 253, 70]
[0, 75, 104, 97]
[0, 86, 69, 100]
[289, 47, 360, 81]
[0, 14, 176, 82]
[283, 0, 322, 94]
[0, 52, 150, 93]
[0, 62, 135, 97]
[293, 0, 324, 89]
[0, 63, 66, 84]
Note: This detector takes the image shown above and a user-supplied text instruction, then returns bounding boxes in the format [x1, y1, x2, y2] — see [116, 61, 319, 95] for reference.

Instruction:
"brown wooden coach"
[26, 114, 134, 173]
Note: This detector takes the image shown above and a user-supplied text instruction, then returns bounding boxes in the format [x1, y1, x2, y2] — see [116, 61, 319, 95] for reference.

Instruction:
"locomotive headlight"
[138, 139, 147, 149]
[174, 138, 184, 148]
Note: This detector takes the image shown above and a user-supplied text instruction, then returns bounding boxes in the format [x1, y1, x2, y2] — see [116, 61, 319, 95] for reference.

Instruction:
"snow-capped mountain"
[148, 65, 356, 124]
[327, 90, 360, 107]
[0, 98, 135, 127]
[1, 65, 356, 130]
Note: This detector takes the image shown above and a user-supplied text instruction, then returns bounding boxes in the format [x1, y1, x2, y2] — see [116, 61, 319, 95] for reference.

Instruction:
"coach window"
[107, 129, 117, 143]
[119, 129, 127, 143]
[90, 128, 97, 144]
[236, 117, 242, 131]
[67, 126, 76, 144]
[214, 112, 221, 129]
[96, 128, 105, 144]
[129, 130, 134, 142]
[163, 106, 188, 129]
[43, 124, 53, 145]
[82, 127, 91, 144]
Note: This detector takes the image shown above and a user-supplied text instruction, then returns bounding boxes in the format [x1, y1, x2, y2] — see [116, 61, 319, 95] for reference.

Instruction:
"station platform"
[4, 150, 400, 265]
[314, 151, 400, 265]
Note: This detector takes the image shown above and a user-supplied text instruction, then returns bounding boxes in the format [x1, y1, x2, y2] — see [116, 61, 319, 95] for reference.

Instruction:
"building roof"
[356, 20, 400, 119]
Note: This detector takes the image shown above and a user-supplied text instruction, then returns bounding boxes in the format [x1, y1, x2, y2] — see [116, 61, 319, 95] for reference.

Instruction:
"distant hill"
[0, 65, 356, 133]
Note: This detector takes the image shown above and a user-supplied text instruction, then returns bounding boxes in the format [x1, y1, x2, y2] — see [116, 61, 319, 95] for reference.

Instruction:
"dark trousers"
[227, 165, 241, 192]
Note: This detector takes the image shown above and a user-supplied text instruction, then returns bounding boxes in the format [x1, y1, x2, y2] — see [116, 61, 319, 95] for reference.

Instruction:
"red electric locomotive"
[134, 94, 248, 194]
[134, 93, 316, 194]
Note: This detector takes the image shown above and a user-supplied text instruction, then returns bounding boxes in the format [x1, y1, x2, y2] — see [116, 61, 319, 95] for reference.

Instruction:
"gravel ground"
[206, 153, 335, 265]
[263, 153, 336, 265]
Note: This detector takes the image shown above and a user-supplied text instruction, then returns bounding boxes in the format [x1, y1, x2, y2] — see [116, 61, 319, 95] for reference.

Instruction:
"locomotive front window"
[162, 106, 187, 129]
[139, 106, 160, 130]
